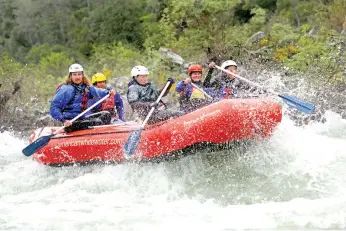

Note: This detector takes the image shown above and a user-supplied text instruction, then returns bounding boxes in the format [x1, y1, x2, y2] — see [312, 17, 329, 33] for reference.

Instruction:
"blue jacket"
[113, 93, 125, 121]
[90, 87, 125, 121]
[50, 84, 109, 122]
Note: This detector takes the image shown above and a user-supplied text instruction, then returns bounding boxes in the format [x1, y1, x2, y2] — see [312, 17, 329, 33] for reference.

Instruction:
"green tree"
[89, 0, 147, 47]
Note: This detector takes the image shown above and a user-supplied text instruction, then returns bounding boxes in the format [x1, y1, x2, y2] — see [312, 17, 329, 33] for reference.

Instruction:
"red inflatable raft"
[28, 98, 282, 166]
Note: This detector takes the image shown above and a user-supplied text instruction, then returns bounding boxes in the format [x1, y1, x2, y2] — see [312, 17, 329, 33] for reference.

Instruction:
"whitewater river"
[1, 110, 346, 230]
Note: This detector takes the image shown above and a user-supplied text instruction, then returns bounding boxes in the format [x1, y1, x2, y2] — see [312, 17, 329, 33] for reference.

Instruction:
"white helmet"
[221, 60, 237, 70]
[131, 66, 149, 77]
[69, 63, 83, 73]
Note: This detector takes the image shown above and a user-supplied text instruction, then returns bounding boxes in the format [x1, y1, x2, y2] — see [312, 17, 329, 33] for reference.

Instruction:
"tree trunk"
[290, 0, 300, 27]
[87, 0, 91, 12]
[0, 81, 21, 114]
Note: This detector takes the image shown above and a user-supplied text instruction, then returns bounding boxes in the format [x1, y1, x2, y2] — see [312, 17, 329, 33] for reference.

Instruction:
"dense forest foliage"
[0, 0, 345, 118]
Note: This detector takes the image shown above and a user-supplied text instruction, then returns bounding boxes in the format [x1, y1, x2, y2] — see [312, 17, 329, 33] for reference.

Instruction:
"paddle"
[124, 81, 172, 159]
[214, 65, 315, 114]
[22, 93, 111, 157]
[190, 82, 213, 100]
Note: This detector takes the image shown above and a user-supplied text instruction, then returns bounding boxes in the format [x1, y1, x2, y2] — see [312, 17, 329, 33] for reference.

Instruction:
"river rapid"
[1, 108, 345, 230]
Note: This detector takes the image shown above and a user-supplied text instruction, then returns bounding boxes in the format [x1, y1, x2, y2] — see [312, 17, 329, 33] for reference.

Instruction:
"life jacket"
[180, 82, 205, 100]
[56, 83, 64, 92]
[190, 86, 206, 99]
[100, 95, 115, 116]
[223, 88, 232, 99]
[56, 83, 89, 111]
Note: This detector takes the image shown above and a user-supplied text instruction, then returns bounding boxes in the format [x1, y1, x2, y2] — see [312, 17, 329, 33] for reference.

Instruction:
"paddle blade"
[279, 94, 315, 114]
[22, 134, 54, 157]
[124, 128, 143, 158]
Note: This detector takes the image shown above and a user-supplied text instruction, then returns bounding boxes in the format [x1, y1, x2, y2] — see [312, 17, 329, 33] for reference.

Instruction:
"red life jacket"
[56, 83, 89, 111]
[100, 95, 115, 115]
[224, 88, 232, 99]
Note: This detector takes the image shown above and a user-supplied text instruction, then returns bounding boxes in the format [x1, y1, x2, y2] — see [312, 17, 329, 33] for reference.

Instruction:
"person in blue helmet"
[50, 63, 114, 132]
[91, 73, 125, 122]
[127, 65, 184, 124]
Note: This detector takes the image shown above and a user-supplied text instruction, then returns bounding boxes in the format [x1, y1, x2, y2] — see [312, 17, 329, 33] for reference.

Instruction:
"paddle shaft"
[22, 91, 112, 156]
[123, 81, 172, 158]
[190, 83, 213, 99]
[53, 93, 111, 135]
[214, 65, 278, 95]
[141, 81, 172, 128]
[215, 64, 315, 114]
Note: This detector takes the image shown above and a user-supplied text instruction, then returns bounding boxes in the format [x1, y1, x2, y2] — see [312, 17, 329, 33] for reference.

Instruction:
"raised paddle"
[22, 93, 112, 157]
[190, 82, 213, 100]
[124, 80, 172, 159]
[214, 65, 315, 114]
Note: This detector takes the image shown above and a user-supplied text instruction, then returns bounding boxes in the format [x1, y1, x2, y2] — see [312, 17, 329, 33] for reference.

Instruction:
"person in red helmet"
[175, 63, 215, 113]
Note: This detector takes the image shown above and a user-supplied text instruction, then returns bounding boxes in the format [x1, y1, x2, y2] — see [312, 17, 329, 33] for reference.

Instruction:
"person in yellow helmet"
[91, 73, 125, 121]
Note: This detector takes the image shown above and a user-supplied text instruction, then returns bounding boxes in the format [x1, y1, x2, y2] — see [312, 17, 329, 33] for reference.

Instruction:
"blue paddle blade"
[124, 128, 143, 158]
[279, 94, 315, 114]
[22, 134, 55, 157]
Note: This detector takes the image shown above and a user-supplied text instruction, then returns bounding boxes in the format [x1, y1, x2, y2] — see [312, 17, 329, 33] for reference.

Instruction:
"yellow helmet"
[92, 73, 107, 84]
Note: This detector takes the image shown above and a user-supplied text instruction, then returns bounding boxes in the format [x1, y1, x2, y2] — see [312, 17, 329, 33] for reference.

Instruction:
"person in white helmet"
[127, 65, 184, 124]
[203, 60, 254, 99]
[50, 63, 115, 132]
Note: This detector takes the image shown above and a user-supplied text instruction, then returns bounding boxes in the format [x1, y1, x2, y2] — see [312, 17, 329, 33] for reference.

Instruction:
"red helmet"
[188, 64, 203, 75]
